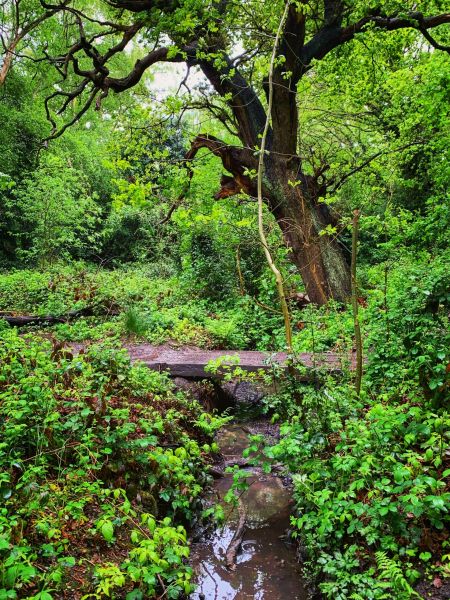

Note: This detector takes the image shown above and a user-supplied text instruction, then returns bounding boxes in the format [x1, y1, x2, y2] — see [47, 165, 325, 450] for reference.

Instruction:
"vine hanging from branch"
[257, 0, 293, 352]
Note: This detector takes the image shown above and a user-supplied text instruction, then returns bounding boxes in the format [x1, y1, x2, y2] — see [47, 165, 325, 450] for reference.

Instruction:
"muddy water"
[190, 424, 308, 600]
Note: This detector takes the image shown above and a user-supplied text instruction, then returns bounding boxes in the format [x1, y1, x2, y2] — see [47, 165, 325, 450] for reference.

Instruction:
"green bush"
[0, 330, 223, 598]
[181, 230, 236, 301]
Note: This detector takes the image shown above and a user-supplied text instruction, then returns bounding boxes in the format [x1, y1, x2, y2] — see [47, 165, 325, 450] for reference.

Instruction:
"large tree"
[41, 0, 449, 304]
[0, 0, 69, 86]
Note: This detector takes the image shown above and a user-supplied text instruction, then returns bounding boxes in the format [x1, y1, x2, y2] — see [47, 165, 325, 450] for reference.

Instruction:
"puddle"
[189, 424, 308, 600]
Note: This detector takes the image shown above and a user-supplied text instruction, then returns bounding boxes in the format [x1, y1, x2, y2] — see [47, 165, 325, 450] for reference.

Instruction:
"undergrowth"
[0, 265, 354, 352]
[0, 329, 225, 599]
[259, 255, 450, 599]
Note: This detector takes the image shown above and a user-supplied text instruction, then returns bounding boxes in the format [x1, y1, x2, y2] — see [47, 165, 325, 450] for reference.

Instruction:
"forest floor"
[0, 266, 448, 600]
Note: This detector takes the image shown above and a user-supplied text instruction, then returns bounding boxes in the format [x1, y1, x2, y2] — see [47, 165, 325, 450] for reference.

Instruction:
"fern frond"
[375, 551, 421, 599]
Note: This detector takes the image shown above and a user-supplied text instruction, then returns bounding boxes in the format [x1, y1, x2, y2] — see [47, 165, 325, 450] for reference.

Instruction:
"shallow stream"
[189, 422, 308, 600]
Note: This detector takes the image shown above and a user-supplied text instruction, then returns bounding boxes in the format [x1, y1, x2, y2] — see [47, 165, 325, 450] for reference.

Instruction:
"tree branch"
[184, 133, 259, 201]
[36, 0, 268, 153]
[105, 0, 173, 11]
[302, 10, 450, 66]
[270, 1, 345, 156]
[419, 26, 450, 52]
[159, 132, 257, 225]
[328, 140, 427, 194]
[104, 45, 189, 91]
[197, 50, 267, 149]
[0, 1, 69, 86]
[186, 134, 257, 181]
[270, 2, 307, 156]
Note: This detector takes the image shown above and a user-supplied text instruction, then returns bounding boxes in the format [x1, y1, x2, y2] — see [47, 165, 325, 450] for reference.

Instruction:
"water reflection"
[190, 502, 307, 600]
[190, 424, 307, 600]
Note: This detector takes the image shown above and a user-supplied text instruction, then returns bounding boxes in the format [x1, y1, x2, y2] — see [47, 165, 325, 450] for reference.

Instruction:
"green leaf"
[34, 592, 53, 600]
[126, 591, 143, 600]
[58, 556, 76, 568]
[419, 552, 432, 562]
[0, 538, 10, 551]
[100, 520, 114, 542]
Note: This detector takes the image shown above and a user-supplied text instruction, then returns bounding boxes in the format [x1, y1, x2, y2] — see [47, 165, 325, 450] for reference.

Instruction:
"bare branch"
[45, 85, 100, 141]
[419, 26, 450, 52]
[40, 1, 133, 31]
[185, 133, 257, 181]
[329, 140, 427, 194]
[197, 49, 267, 148]
[104, 45, 189, 91]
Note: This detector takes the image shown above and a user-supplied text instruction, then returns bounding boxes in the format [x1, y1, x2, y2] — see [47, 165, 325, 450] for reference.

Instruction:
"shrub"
[0, 330, 223, 598]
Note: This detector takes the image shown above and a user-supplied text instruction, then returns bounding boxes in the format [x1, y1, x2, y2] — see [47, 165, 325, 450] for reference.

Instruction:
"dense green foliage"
[1, 0, 449, 598]
[0, 330, 226, 598]
[261, 251, 449, 599]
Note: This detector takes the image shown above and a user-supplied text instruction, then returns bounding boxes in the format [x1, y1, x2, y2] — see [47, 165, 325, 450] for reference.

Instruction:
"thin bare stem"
[351, 209, 363, 396]
[257, 0, 292, 352]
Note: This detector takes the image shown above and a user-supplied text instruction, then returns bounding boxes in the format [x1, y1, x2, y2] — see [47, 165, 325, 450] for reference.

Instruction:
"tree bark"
[186, 135, 351, 305]
[0, 41, 18, 87]
[257, 0, 293, 350]
[264, 163, 351, 304]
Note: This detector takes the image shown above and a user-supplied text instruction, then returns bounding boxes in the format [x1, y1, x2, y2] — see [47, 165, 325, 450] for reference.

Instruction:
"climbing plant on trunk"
[41, 0, 450, 304]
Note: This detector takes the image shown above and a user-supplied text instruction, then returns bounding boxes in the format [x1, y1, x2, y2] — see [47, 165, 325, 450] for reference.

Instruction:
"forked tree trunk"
[186, 135, 351, 305]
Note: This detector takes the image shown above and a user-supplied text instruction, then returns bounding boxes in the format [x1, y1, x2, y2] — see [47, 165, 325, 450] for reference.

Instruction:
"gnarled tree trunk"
[41, 2, 449, 304]
[265, 160, 351, 304]
[188, 134, 351, 305]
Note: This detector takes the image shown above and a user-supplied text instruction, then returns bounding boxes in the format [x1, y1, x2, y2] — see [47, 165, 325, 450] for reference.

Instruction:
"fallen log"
[126, 345, 355, 378]
[0, 306, 119, 328]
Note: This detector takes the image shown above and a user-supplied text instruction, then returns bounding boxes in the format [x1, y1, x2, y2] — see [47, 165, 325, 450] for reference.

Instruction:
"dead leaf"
[433, 577, 443, 589]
